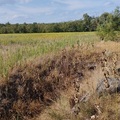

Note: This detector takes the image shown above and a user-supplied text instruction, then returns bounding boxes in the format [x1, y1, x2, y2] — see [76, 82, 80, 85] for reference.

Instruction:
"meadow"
[0, 32, 120, 120]
[0, 32, 99, 79]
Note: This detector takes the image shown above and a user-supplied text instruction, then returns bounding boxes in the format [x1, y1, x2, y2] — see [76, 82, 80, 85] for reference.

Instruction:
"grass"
[0, 33, 120, 120]
[0, 32, 99, 79]
[34, 41, 120, 120]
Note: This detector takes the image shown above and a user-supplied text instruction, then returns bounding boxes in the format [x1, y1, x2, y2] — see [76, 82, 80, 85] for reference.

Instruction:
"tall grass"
[0, 32, 100, 78]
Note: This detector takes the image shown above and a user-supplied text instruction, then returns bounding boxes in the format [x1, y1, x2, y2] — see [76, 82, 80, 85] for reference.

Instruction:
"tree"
[82, 13, 92, 31]
[31, 22, 39, 33]
[0, 7, 119, 34]
[97, 12, 117, 41]
[113, 6, 120, 31]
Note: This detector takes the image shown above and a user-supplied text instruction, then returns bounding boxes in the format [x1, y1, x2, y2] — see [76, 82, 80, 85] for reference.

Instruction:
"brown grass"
[0, 41, 120, 120]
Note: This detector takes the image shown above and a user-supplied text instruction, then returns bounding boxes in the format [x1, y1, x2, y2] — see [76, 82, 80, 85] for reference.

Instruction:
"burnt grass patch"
[0, 48, 102, 120]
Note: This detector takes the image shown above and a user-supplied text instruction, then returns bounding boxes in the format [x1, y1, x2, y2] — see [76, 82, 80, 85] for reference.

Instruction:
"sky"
[0, 0, 120, 24]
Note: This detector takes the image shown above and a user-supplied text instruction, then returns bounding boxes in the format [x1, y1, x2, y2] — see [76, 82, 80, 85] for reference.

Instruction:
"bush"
[97, 6, 120, 41]
[97, 22, 117, 41]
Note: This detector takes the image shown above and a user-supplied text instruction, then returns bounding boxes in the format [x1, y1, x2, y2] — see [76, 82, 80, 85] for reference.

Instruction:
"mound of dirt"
[0, 48, 110, 120]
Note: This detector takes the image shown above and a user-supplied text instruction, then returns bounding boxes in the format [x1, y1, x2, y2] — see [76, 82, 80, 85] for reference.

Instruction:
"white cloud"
[0, 0, 119, 23]
[0, 2, 55, 23]
[0, 0, 32, 5]
[18, 0, 32, 4]
[104, 2, 113, 6]
[53, 0, 82, 10]
[53, 0, 100, 10]
[0, 0, 14, 5]
[12, 14, 28, 19]
[0, 5, 27, 23]
[17, 5, 54, 14]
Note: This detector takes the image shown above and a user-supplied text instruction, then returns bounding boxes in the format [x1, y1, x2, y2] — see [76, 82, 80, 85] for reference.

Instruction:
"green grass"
[0, 32, 100, 78]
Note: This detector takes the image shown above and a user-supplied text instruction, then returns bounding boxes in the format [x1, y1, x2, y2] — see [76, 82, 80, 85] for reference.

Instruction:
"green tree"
[113, 6, 120, 30]
[97, 13, 117, 41]
[82, 13, 92, 31]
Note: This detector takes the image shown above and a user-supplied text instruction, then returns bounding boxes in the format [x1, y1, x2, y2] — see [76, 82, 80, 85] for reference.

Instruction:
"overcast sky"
[0, 0, 120, 24]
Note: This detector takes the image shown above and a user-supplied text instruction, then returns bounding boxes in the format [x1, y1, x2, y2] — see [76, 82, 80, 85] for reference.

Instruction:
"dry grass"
[0, 42, 101, 120]
[0, 33, 120, 120]
[33, 41, 120, 120]
[0, 32, 100, 79]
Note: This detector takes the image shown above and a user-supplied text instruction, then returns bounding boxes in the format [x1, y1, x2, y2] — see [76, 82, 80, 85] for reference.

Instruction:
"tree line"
[0, 7, 119, 34]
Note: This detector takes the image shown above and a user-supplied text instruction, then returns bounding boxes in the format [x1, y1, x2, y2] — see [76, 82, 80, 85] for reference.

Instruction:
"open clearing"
[0, 32, 99, 79]
[0, 32, 120, 120]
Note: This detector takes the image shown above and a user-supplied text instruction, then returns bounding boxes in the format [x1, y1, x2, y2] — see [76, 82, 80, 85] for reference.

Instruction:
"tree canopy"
[0, 7, 119, 34]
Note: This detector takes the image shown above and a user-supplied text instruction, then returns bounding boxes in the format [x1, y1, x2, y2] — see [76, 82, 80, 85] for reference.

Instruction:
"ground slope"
[0, 41, 120, 120]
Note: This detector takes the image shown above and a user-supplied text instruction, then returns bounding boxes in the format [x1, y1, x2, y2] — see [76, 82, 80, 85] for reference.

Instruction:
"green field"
[0, 32, 100, 78]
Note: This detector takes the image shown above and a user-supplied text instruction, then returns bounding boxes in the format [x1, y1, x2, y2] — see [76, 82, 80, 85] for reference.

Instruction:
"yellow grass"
[0, 32, 99, 79]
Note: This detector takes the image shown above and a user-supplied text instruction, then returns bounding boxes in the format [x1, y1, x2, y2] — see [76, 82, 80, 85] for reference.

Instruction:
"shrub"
[97, 22, 117, 41]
